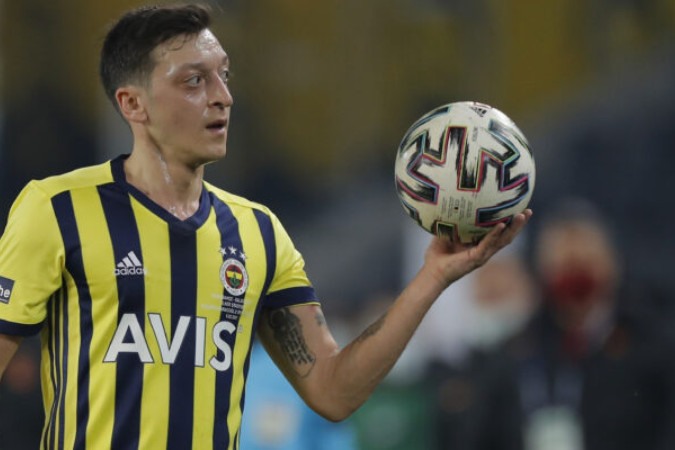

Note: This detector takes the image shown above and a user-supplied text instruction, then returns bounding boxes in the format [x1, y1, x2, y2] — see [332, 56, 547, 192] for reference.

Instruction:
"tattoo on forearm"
[356, 312, 387, 344]
[268, 308, 316, 377]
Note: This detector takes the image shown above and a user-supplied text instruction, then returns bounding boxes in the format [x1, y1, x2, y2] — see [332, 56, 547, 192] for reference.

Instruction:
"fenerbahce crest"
[219, 246, 249, 297]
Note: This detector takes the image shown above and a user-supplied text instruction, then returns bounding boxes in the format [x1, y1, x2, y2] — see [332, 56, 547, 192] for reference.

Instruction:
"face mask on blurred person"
[466, 298, 533, 350]
[545, 269, 606, 307]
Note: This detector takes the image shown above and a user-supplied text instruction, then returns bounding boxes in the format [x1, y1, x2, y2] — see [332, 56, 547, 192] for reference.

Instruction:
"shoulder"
[203, 181, 274, 218]
[8, 161, 112, 218]
[27, 161, 113, 200]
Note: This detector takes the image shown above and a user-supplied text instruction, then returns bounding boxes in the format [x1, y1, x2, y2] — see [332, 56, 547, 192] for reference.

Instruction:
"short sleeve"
[0, 182, 64, 335]
[264, 212, 318, 309]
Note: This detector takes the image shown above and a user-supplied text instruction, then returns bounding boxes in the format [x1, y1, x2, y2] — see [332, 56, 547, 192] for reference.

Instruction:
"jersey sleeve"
[0, 181, 64, 335]
[264, 212, 319, 309]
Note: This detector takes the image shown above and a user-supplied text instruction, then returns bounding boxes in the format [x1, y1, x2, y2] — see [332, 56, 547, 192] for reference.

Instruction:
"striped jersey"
[0, 155, 318, 450]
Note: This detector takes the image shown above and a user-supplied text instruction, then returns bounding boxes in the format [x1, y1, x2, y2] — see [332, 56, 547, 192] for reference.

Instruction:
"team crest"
[219, 247, 249, 296]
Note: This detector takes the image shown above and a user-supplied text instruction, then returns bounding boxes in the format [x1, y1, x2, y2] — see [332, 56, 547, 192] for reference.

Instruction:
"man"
[454, 200, 675, 450]
[0, 4, 530, 449]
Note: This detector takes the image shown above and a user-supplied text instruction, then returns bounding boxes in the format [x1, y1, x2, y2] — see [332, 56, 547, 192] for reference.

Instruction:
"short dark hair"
[534, 196, 620, 260]
[538, 197, 614, 238]
[99, 3, 211, 109]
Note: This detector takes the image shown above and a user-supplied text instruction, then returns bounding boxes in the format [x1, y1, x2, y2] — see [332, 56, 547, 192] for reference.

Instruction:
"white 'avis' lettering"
[104, 313, 235, 371]
[210, 321, 236, 371]
[195, 316, 206, 367]
[104, 313, 154, 363]
[149, 313, 190, 364]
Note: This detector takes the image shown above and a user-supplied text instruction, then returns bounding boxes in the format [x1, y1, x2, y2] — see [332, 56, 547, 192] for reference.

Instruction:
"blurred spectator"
[461, 251, 537, 353]
[240, 341, 357, 450]
[421, 244, 537, 449]
[401, 223, 536, 370]
[454, 199, 675, 450]
[372, 228, 536, 450]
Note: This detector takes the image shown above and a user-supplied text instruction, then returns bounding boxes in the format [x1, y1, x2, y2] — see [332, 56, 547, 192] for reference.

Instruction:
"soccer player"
[0, 4, 531, 450]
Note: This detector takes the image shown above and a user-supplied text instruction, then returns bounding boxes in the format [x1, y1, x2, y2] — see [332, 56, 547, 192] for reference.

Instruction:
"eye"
[220, 69, 231, 83]
[185, 74, 203, 87]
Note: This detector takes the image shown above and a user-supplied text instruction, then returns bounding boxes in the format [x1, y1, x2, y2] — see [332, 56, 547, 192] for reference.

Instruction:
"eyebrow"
[178, 56, 230, 72]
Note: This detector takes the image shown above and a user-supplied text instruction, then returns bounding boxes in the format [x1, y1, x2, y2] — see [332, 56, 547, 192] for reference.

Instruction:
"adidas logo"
[470, 106, 489, 117]
[114, 251, 146, 276]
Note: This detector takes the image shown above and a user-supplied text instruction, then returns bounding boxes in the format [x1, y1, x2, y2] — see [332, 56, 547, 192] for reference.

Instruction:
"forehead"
[537, 221, 614, 265]
[152, 29, 228, 68]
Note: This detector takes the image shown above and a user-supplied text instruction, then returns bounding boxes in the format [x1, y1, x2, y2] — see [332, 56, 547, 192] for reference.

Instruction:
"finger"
[476, 222, 508, 255]
[476, 209, 533, 257]
[502, 209, 533, 241]
[432, 236, 471, 255]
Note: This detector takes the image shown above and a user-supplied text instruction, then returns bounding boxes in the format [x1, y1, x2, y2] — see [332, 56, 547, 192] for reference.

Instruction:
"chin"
[205, 146, 228, 164]
[187, 150, 225, 169]
[214, 145, 228, 160]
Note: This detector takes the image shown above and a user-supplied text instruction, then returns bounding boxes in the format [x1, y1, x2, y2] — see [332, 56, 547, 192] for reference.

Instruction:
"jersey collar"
[110, 154, 212, 232]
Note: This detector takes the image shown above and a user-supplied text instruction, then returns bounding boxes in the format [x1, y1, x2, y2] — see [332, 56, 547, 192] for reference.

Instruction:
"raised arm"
[258, 210, 532, 421]
[0, 334, 22, 381]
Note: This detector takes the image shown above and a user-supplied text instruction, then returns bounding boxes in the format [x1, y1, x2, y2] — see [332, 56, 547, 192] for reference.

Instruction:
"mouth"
[206, 119, 228, 133]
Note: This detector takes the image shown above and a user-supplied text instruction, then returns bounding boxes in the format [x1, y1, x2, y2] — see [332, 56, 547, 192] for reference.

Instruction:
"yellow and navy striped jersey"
[0, 155, 318, 450]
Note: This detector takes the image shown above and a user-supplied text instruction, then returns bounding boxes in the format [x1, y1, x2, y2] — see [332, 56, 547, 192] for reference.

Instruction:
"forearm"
[262, 214, 531, 421]
[317, 267, 447, 419]
[327, 216, 530, 399]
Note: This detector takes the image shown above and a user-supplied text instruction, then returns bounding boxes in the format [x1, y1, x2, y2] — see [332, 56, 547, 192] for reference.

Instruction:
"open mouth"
[206, 119, 227, 131]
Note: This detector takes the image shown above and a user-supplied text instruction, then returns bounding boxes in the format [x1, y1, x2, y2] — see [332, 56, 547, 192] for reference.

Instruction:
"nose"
[209, 76, 234, 110]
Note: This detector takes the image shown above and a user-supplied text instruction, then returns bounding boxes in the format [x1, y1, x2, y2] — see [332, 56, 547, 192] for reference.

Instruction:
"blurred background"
[1, 0, 674, 449]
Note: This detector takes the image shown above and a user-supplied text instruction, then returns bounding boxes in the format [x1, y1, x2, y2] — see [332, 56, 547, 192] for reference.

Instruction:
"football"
[394, 101, 535, 244]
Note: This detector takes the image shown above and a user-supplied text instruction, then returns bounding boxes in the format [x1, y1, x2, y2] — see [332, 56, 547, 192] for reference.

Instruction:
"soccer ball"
[394, 101, 535, 244]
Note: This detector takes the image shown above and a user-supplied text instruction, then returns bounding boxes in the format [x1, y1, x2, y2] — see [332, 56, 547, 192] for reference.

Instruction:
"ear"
[116, 86, 148, 123]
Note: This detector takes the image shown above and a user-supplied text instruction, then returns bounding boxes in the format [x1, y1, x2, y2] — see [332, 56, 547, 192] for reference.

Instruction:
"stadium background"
[0, 0, 674, 448]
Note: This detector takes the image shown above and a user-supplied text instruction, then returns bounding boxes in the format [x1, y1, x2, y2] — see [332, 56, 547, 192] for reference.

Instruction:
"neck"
[124, 147, 204, 220]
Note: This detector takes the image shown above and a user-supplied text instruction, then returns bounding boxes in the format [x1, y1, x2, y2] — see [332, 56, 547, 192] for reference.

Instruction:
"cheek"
[162, 106, 202, 134]
[150, 92, 205, 126]
[182, 90, 207, 111]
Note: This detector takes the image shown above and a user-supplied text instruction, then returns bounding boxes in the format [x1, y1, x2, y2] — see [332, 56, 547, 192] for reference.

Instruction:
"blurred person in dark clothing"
[444, 199, 675, 450]
[425, 247, 537, 449]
